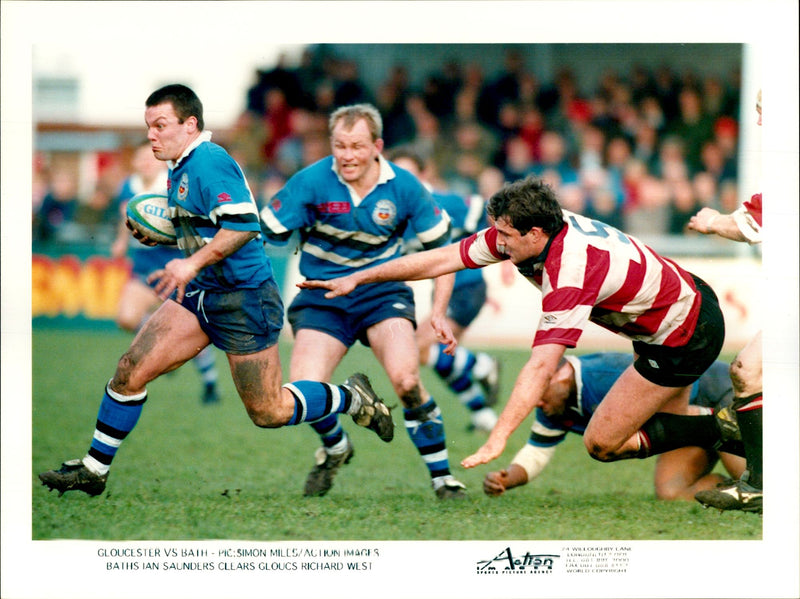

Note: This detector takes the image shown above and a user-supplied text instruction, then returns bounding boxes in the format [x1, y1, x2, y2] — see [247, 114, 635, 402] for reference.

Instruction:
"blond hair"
[328, 103, 383, 141]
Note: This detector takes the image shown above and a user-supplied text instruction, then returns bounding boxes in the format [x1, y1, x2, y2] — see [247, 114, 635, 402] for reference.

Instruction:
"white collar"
[332, 154, 395, 207]
[168, 130, 213, 169]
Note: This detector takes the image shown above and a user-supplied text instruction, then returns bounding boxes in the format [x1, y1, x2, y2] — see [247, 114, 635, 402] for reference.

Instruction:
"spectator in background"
[312, 79, 337, 115]
[718, 180, 739, 215]
[517, 104, 545, 160]
[476, 48, 527, 131]
[244, 56, 304, 120]
[620, 157, 648, 214]
[667, 176, 702, 234]
[375, 64, 415, 147]
[699, 138, 736, 185]
[75, 178, 118, 232]
[233, 49, 742, 244]
[530, 130, 578, 185]
[631, 120, 660, 174]
[712, 116, 739, 175]
[691, 171, 720, 213]
[225, 111, 269, 179]
[332, 59, 372, 106]
[666, 87, 715, 174]
[652, 64, 681, 124]
[624, 174, 670, 236]
[261, 87, 294, 165]
[580, 166, 623, 230]
[34, 169, 79, 242]
[273, 108, 329, 177]
[654, 135, 689, 183]
[501, 135, 535, 181]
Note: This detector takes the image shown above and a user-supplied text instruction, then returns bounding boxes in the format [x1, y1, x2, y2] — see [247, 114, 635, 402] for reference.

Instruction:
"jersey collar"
[168, 130, 213, 169]
[332, 154, 395, 207]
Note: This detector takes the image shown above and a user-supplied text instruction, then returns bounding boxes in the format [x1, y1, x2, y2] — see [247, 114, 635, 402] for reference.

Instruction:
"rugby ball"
[126, 193, 177, 245]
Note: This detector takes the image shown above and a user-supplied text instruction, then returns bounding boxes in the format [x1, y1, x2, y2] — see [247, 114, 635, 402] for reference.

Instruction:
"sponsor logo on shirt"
[315, 201, 351, 214]
[217, 192, 233, 203]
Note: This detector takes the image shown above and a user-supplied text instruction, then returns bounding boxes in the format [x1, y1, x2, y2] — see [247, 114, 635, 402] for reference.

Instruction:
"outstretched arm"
[298, 242, 467, 298]
[687, 207, 748, 242]
[462, 343, 565, 468]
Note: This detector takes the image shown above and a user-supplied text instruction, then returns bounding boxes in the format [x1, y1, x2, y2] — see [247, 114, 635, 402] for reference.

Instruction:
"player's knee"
[583, 435, 618, 462]
[113, 352, 144, 391]
[115, 313, 139, 333]
[393, 373, 422, 404]
[654, 482, 684, 501]
[729, 357, 760, 396]
[247, 409, 284, 428]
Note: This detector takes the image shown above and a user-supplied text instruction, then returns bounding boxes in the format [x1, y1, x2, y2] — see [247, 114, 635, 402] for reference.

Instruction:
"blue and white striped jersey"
[166, 132, 271, 291]
[261, 155, 451, 280]
[529, 353, 733, 448]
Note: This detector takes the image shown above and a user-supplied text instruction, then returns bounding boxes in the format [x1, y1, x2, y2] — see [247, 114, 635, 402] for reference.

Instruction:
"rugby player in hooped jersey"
[688, 89, 763, 513]
[38, 85, 394, 498]
[300, 176, 739, 473]
[261, 103, 468, 500]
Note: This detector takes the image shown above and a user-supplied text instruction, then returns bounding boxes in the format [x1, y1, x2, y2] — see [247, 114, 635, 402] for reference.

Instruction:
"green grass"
[32, 329, 761, 541]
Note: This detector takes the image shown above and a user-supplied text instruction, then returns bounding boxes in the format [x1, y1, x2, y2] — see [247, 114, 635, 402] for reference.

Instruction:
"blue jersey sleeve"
[528, 409, 569, 448]
[406, 180, 451, 250]
[195, 146, 261, 233]
[261, 165, 320, 244]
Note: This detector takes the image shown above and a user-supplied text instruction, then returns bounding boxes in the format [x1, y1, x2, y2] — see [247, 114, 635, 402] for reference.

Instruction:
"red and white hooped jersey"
[459, 210, 701, 349]
[733, 192, 762, 244]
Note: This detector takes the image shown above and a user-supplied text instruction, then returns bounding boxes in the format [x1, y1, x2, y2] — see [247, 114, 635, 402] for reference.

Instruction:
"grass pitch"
[32, 329, 761, 541]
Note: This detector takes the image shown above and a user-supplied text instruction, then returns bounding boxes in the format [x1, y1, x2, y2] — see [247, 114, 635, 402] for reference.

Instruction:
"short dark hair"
[487, 176, 563, 235]
[146, 84, 204, 130]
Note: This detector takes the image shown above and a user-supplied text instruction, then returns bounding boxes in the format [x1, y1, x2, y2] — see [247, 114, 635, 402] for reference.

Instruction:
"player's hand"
[147, 258, 199, 303]
[483, 469, 510, 496]
[430, 314, 457, 355]
[687, 207, 721, 235]
[297, 275, 358, 298]
[126, 218, 159, 246]
[462, 436, 506, 469]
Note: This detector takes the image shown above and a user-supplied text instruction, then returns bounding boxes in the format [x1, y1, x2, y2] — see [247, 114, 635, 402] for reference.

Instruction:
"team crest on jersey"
[178, 173, 189, 201]
[372, 199, 396, 227]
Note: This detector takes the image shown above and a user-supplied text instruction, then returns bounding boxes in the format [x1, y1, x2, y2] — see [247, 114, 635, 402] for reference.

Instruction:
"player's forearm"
[489, 347, 563, 446]
[187, 229, 258, 271]
[352, 244, 464, 286]
[430, 273, 455, 319]
[706, 213, 748, 242]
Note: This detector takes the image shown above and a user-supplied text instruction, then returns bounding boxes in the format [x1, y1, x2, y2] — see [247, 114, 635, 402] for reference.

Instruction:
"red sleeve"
[743, 193, 762, 227]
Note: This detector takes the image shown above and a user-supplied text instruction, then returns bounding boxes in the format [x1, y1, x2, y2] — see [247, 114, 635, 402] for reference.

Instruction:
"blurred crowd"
[33, 47, 745, 245]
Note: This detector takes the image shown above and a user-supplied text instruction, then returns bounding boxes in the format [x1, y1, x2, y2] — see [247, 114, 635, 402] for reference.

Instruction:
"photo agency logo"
[476, 547, 559, 575]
